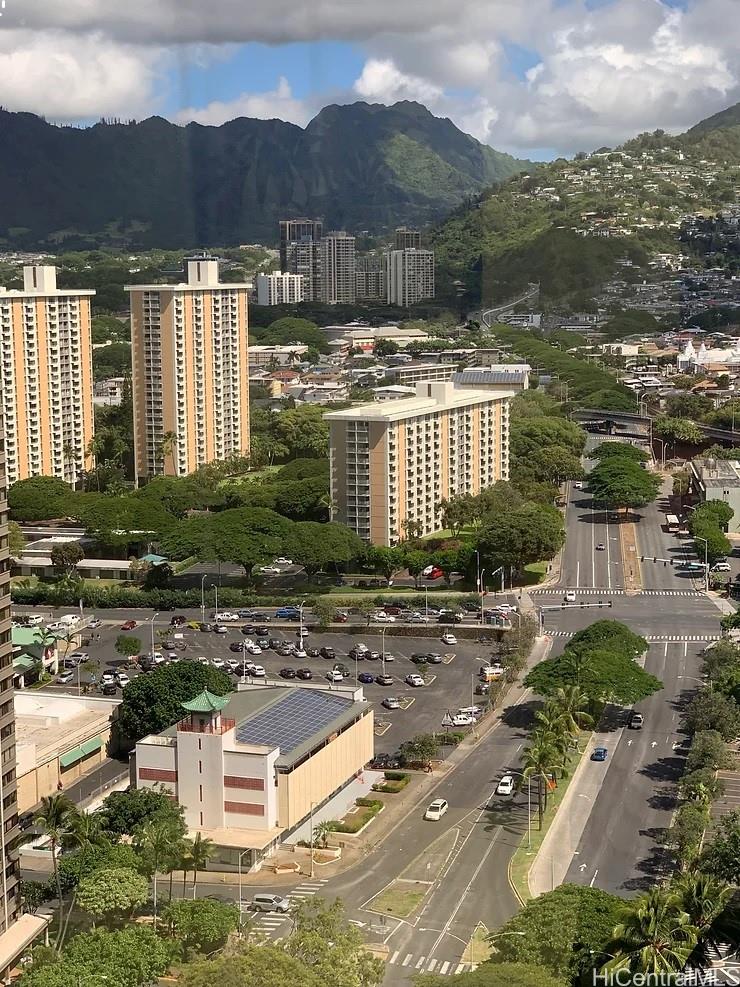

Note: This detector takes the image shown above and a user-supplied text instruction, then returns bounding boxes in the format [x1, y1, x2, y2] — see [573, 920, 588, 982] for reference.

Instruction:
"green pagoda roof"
[181, 690, 229, 714]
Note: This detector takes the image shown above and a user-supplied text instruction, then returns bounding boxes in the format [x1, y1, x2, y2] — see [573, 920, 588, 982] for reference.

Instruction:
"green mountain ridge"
[0, 101, 528, 250]
[432, 103, 740, 308]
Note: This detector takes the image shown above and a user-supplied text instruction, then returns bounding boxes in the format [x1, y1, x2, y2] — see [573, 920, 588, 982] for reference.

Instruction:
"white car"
[214, 611, 238, 622]
[711, 561, 731, 572]
[25, 614, 44, 626]
[250, 665, 266, 678]
[101, 672, 116, 686]
[326, 670, 344, 683]
[424, 798, 449, 821]
[496, 775, 515, 796]
[458, 705, 482, 718]
[494, 604, 518, 615]
[213, 625, 228, 634]
[574, 481, 583, 490]
[246, 644, 262, 656]
[422, 565, 435, 577]
[197, 655, 210, 665]
[372, 612, 396, 623]
[57, 670, 75, 684]
[69, 651, 89, 664]
[565, 591, 576, 603]
[408, 613, 433, 623]
[211, 657, 226, 669]
[258, 565, 282, 575]
[293, 647, 307, 659]
[273, 558, 293, 566]
[115, 672, 130, 687]
[441, 632, 457, 646]
[449, 713, 474, 727]
[405, 673, 425, 687]
[226, 658, 241, 672]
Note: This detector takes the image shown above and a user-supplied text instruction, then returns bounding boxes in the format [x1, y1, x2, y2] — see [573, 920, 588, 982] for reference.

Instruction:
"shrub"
[372, 779, 409, 793]
[383, 771, 409, 782]
[330, 798, 383, 833]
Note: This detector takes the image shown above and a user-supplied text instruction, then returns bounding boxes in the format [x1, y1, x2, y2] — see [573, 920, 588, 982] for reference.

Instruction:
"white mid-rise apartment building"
[0, 266, 95, 485]
[325, 382, 512, 545]
[255, 272, 304, 306]
[386, 248, 435, 307]
[321, 232, 356, 305]
[128, 258, 250, 482]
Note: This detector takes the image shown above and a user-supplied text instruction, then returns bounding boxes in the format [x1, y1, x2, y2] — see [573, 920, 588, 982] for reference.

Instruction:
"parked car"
[448, 713, 474, 727]
[101, 672, 116, 686]
[169, 615, 187, 626]
[229, 642, 244, 653]
[213, 611, 238, 622]
[120, 620, 137, 630]
[410, 653, 428, 664]
[275, 607, 300, 619]
[213, 625, 228, 634]
[376, 674, 394, 686]
[441, 632, 457, 646]
[296, 668, 313, 680]
[407, 613, 433, 623]
[334, 611, 349, 623]
[258, 565, 281, 575]
[320, 647, 336, 660]
[87, 618, 102, 629]
[496, 775, 515, 796]
[102, 682, 117, 696]
[333, 663, 350, 678]
[711, 561, 731, 572]
[368, 752, 401, 770]
[306, 647, 320, 658]
[382, 696, 401, 710]
[437, 613, 462, 624]
[116, 672, 130, 687]
[279, 667, 296, 679]
[255, 626, 269, 636]
[250, 665, 266, 678]
[372, 612, 396, 623]
[25, 614, 45, 626]
[69, 651, 89, 664]
[273, 558, 293, 566]
[405, 673, 425, 687]
[326, 670, 344, 683]
[293, 647, 307, 659]
[425, 653, 443, 664]
[57, 670, 75, 684]
[424, 798, 448, 821]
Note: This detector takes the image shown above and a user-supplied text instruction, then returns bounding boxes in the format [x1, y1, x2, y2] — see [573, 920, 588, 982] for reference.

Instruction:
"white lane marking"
[402, 954, 412, 966]
[390, 951, 400, 964]
[589, 869, 599, 888]
[440, 961, 450, 974]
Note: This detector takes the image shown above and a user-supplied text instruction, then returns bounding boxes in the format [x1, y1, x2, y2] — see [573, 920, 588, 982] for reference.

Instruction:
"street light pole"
[381, 628, 386, 675]
[214, 583, 219, 618]
[149, 612, 158, 656]
[695, 535, 709, 592]
[237, 848, 251, 933]
[299, 598, 306, 644]
[200, 574, 207, 623]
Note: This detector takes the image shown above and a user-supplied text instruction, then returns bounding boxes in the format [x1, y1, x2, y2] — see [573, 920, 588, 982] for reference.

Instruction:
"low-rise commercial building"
[249, 345, 308, 368]
[134, 685, 373, 872]
[690, 458, 740, 532]
[326, 381, 512, 545]
[452, 364, 531, 393]
[386, 363, 457, 386]
[324, 324, 429, 353]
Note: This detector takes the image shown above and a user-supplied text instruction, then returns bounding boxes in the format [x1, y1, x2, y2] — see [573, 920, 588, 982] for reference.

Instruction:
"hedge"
[383, 771, 409, 782]
[372, 779, 409, 793]
[330, 798, 383, 834]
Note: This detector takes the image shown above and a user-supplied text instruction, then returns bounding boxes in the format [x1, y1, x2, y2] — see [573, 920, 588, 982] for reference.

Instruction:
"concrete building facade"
[321, 233, 356, 305]
[395, 227, 422, 250]
[279, 218, 323, 273]
[326, 381, 512, 545]
[135, 685, 373, 871]
[285, 240, 322, 302]
[386, 249, 435, 307]
[356, 256, 386, 301]
[0, 266, 95, 485]
[690, 458, 740, 532]
[255, 272, 304, 307]
[128, 258, 250, 482]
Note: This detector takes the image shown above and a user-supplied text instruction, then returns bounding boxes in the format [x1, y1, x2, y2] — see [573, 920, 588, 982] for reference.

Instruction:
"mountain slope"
[0, 101, 528, 249]
[686, 101, 740, 137]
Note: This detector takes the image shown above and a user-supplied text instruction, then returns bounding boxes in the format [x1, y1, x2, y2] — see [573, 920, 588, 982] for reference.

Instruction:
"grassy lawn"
[509, 744, 589, 903]
[218, 466, 279, 487]
[465, 923, 492, 965]
[522, 562, 548, 586]
[368, 880, 429, 918]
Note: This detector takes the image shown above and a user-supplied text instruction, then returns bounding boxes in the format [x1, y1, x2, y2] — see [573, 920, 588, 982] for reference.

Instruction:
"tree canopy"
[587, 458, 660, 510]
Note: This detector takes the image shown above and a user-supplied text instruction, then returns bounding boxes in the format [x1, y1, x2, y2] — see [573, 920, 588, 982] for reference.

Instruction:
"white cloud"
[353, 59, 443, 105]
[0, 0, 740, 155]
[0, 30, 160, 120]
[174, 76, 310, 126]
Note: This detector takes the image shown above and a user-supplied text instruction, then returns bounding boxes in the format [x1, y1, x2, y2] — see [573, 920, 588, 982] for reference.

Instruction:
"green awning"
[13, 655, 36, 672]
[60, 736, 102, 768]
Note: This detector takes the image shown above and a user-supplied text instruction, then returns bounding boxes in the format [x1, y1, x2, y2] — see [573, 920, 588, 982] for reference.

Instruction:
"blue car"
[275, 607, 300, 619]
[591, 747, 608, 762]
[358, 672, 375, 684]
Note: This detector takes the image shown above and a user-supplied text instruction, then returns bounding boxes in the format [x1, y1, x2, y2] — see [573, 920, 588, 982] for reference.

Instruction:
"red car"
[334, 611, 349, 623]
[427, 567, 443, 580]
[120, 619, 137, 630]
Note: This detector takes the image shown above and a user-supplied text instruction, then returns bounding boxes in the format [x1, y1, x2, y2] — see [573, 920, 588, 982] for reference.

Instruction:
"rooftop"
[181, 689, 230, 714]
[452, 369, 529, 386]
[324, 381, 514, 422]
[15, 692, 117, 770]
[692, 458, 740, 489]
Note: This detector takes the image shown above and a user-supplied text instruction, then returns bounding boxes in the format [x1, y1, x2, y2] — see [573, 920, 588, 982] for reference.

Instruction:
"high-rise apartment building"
[0, 266, 95, 486]
[325, 382, 512, 545]
[255, 272, 304, 306]
[395, 227, 422, 250]
[386, 249, 435, 308]
[279, 218, 323, 272]
[128, 258, 250, 483]
[356, 255, 386, 301]
[285, 240, 322, 302]
[321, 232, 356, 305]
[0, 421, 21, 951]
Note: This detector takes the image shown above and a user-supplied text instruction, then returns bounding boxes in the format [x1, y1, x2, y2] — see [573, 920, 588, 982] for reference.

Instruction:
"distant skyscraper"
[0, 265, 95, 486]
[395, 227, 422, 250]
[128, 258, 250, 482]
[279, 218, 323, 272]
[386, 249, 435, 307]
[356, 255, 386, 301]
[321, 232, 356, 305]
[286, 239, 322, 302]
[255, 272, 304, 306]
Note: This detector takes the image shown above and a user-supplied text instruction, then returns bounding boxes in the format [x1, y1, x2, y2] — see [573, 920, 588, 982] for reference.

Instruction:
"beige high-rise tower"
[0, 265, 95, 485]
[128, 258, 250, 482]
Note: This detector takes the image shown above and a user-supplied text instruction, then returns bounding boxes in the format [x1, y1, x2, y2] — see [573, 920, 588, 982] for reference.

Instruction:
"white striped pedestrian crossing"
[549, 631, 720, 643]
[388, 952, 472, 975]
[532, 588, 702, 597]
[252, 878, 329, 938]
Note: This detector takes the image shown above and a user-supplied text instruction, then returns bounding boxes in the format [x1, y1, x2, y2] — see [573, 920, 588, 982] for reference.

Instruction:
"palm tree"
[134, 818, 180, 930]
[62, 440, 78, 488]
[158, 430, 178, 476]
[85, 434, 107, 491]
[179, 839, 193, 897]
[604, 887, 699, 975]
[563, 649, 593, 690]
[34, 794, 80, 947]
[63, 809, 108, 851]
[313, 821, 334, 849]
[522, 737, 565, 828]
[550, 685, 594, 735]
[189, 833, 214, 898]
[671, 871, 733, 937]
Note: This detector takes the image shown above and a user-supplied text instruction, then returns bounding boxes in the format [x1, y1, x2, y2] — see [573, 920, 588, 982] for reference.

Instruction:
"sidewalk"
[528, 729, 621, 897]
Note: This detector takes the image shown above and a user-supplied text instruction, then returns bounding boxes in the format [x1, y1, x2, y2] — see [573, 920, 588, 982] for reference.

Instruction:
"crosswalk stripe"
[427, 959, 438, 972]
[402, 954, 412, 967]
[549, 630, 720, 643]
[416, 956, 426, 969]
[390, 951, 400, 965]
[440, 961, 450, 974]
[455, 965, 465, 975]
[532, 588, 702, 597]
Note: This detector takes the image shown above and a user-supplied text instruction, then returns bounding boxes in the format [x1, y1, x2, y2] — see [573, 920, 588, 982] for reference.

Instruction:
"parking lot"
[34, 615, 508, 757]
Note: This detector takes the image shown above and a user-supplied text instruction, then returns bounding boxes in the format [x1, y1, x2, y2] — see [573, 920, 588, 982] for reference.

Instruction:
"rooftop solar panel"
[234, 689, 352, 756]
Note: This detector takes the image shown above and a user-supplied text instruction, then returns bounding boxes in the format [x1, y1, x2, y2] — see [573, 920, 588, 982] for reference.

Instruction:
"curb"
[507, 855, 525, 908]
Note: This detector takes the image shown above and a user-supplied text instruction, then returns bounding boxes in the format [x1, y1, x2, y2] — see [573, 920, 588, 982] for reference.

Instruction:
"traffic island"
[367, 880, 431, 919]
[619, 518, 642, 592]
